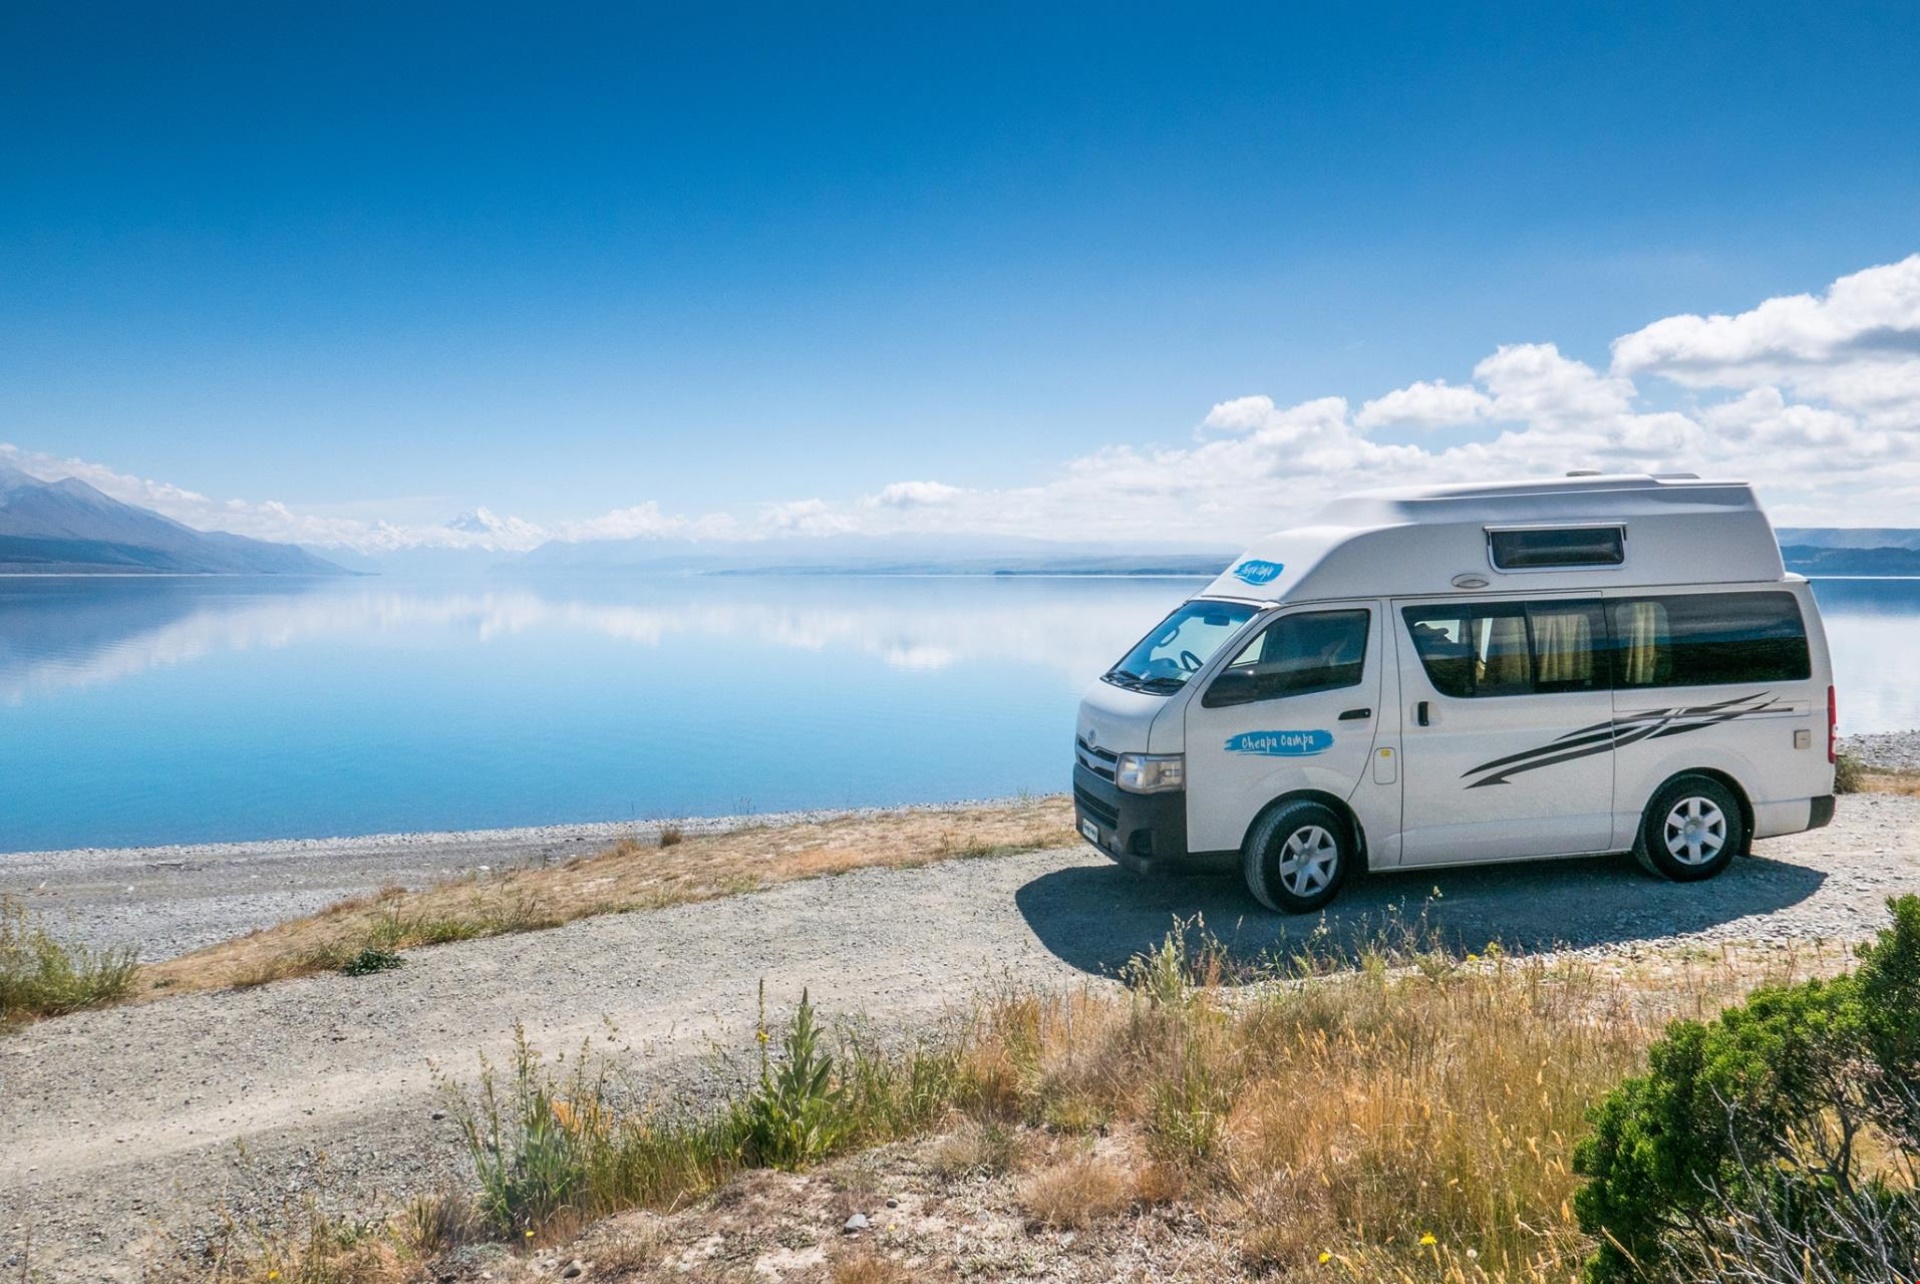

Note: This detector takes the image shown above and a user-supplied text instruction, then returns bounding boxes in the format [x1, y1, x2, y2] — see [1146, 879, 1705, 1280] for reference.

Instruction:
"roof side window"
[1488, 526, 1625, 570]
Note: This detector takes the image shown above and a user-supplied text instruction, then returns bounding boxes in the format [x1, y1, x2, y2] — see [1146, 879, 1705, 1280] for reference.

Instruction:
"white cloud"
[1473, 343, 1635, 431]
[1612, 254, 1920, 423]
[761, 498, 857, 536]
[551, 502, 736, 544]
[871, 480, 962, 507]
[1354, 379, 1496, 430]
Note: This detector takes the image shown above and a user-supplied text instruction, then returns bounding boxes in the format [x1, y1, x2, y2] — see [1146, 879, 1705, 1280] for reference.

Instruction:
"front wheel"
[1243, 800, 1352, 913]
[1635, 775, 1744, 882]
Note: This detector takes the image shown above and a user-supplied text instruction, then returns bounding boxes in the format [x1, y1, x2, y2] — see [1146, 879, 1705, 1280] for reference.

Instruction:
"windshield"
[1104, 600, 1262, 693]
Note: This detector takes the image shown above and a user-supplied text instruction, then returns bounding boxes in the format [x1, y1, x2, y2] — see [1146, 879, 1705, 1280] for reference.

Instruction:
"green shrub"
[340, 947, 404, 976]
[0, 895, 138, 1026]
[1833, 751, 1865, 794]
[1574, 894, 1920, 1282]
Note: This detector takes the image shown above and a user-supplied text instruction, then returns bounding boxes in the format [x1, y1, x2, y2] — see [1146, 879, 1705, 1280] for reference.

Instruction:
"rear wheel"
[1636, 775, 1744, 882]
[1244, 800, 1352, 913]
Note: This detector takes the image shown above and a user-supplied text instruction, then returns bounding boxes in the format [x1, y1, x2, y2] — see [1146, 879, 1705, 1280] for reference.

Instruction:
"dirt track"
[4, 795, 1919, 1280]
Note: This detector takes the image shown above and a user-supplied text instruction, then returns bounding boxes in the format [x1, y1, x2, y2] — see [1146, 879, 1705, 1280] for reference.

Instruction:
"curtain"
[1616, 601, 1665, 686]
[1533, 610, 1593, 685]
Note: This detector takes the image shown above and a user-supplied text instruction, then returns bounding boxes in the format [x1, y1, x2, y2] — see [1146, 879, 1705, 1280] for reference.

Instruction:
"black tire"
[1243, 800, 1352, 913]
[1635, 774, 1744, 882]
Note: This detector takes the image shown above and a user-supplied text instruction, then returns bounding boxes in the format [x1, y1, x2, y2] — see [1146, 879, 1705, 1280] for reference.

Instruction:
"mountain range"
[0, 464, 346, 576]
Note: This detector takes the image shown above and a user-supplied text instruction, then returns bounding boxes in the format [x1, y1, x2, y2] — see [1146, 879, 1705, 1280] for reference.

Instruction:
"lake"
[3, 573, 1916, 853]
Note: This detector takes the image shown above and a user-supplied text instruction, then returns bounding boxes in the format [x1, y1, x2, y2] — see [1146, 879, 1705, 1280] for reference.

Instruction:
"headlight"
[1116, 752, 1184, 794]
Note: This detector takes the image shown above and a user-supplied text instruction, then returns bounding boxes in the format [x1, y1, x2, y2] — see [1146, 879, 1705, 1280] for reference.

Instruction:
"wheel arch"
[1242, 789, 1370, 871]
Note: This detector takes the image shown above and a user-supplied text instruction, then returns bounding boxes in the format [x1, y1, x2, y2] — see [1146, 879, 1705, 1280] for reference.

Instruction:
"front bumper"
[1072, 762, 1190, 873]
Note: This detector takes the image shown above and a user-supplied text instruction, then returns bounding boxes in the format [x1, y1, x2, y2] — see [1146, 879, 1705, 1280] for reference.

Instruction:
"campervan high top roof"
[1200, 474, 1786, 603]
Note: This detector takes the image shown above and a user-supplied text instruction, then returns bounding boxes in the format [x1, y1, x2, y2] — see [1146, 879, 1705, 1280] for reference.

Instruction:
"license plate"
[1079, 818, 1100, 844]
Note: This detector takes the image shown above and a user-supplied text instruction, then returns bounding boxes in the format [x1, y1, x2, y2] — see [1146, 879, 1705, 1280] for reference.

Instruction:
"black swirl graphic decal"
[1461, 691, 1789, 788]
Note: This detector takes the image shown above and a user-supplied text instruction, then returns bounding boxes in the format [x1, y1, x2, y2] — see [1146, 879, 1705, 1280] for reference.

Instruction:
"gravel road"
[4, 794, 1919, 1281]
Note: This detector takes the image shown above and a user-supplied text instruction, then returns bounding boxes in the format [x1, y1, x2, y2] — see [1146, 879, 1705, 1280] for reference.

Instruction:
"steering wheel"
[1178, 649, 1204, 672]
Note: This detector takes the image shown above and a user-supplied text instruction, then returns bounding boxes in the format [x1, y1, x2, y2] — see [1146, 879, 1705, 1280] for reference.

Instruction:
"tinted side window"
[1610, 592, 1810, 688]
[1404, 607, 1476, 697]
[1202, 609, 1370, 707]
[1403, 601, 1607, 697]
[1488, 526, 1625, 570]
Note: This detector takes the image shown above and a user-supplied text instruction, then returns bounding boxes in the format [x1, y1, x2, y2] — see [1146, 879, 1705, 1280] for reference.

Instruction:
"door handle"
[1338, 707, 1372, 721]
[1415, 700, 1431, 727]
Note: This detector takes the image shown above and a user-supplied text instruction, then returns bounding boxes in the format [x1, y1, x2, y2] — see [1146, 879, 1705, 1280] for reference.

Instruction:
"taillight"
[1827, 685, 1837, 764]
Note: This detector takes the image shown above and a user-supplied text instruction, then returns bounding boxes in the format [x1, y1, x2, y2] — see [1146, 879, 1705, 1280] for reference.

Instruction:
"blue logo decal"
[1232, 559, 1284, 586]
[1224, 729, 1334, 757]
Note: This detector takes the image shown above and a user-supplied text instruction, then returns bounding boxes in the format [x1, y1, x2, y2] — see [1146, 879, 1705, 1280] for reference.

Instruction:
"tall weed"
[455, 1028, 593, 1236]
[737, 987, 847, 1169]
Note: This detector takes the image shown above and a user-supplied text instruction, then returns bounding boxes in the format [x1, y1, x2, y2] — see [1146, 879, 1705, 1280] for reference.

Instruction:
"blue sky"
[4, 2, 1920, 545]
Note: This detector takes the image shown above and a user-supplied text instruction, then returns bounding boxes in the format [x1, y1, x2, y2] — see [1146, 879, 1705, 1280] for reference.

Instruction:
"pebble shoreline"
[1839, 729, 1920, 772]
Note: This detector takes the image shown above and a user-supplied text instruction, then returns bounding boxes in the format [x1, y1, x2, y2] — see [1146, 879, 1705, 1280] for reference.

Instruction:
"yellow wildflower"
[1318, 1251, 1331, 1264]
[1419, 1232, 1437, 1246]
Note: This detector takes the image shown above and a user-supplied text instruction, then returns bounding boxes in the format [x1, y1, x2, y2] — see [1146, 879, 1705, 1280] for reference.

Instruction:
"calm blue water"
[2, 574, 1915, 853]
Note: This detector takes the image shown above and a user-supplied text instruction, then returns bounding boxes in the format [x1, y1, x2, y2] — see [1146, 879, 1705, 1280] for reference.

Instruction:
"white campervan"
[1073, 475, 1837, 912]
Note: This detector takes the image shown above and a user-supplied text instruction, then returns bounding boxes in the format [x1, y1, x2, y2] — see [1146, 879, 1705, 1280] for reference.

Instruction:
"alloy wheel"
[1278, 825, 1340, 896]
[1663, 796, 1728, 866]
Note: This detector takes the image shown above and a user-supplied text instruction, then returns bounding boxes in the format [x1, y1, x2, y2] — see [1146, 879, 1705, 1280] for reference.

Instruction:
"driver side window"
[1202, 609, 1370, 708]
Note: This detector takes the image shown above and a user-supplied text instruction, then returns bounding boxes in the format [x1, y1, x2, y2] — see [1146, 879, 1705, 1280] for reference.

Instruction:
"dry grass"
[1018, 1152, 1133, 1229]
[136, 798, 1073, 998]
[829, 1255, 911, 1284]
[955, 931, 1845, 1279]
[928, 1118, 1034, 1176]
[1858, 766, 1920, 797]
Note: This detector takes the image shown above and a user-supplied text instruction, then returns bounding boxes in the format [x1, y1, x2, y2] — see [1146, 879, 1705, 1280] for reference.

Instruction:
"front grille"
[1073, 784, 1119, 829]
[1075, 736, 1118, 780]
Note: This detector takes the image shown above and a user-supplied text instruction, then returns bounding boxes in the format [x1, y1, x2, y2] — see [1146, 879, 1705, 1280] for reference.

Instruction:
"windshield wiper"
[1103, 669, 1184, 693]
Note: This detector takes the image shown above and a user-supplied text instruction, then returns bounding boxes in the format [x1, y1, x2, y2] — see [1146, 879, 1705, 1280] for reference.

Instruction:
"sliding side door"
[1395, 598, 1616, 864]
